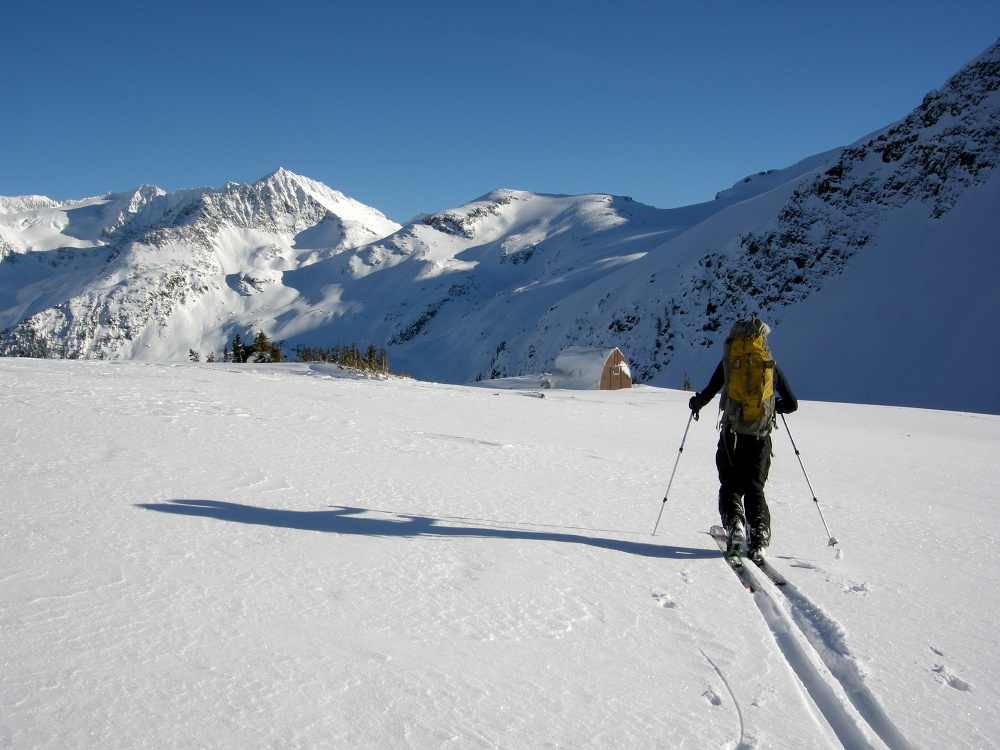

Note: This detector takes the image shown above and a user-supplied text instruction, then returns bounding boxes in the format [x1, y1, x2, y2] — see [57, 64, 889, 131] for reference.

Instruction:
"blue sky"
[3, 1, 999, 223]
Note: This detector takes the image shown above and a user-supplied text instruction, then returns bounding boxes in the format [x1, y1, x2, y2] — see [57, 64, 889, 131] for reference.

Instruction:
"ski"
[709, 525, 756, 593]
[748, 556, 787, 587]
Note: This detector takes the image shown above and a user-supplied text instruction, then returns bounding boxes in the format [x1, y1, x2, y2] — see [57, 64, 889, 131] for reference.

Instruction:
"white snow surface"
[2, 359, 996, 749]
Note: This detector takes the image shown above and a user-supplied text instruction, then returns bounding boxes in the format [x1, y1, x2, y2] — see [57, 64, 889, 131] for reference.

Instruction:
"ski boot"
[726, 521, 745, 560]
[747, 525, 770, 565]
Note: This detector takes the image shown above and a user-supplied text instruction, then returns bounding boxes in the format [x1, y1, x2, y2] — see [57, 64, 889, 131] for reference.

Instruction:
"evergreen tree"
[231, 334, 246, 364]
[252, 330, 270, 362]
[244, 330, 284, 363]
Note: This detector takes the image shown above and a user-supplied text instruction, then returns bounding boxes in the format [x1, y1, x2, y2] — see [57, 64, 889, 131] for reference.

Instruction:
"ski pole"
[652, 410, 695, 536]
[780, 413, 840, 550]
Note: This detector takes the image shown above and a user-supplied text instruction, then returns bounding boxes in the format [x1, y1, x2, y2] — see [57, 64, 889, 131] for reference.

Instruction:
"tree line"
[188, 330, 396, 375]
[294, 342, 390, 373]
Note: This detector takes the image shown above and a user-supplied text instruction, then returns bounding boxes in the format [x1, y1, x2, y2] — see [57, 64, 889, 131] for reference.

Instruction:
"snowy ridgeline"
[2, 41, 1000, 414]
[2, 359, 997, 749]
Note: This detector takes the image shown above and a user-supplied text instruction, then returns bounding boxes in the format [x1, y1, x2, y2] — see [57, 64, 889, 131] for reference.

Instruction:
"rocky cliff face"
[581, 38, 1000, 386]
[646, 39, 1000, 361]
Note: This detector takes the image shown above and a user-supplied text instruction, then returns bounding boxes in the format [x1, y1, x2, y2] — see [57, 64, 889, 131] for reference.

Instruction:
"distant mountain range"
[2, 39, 998, 413]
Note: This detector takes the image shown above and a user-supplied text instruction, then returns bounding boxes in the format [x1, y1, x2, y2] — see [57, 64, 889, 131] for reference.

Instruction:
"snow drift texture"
[2, 358, 997, 749]
[2, 40, 998, 413]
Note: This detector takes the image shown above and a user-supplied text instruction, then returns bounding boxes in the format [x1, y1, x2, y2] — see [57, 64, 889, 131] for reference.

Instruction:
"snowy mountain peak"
[253, 167, 348, 206]
[2, 41, 999, 412]
[210, 168, 400, 238]
[0, 171, 402, 361]
[0, 194, 61, 214]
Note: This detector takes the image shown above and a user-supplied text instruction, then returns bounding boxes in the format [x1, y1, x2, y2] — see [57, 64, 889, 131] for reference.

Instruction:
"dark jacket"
[691, 361, 798, 416]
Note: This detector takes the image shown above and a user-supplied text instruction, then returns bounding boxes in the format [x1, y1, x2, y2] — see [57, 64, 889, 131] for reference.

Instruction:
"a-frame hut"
[546, 347, 632, 390]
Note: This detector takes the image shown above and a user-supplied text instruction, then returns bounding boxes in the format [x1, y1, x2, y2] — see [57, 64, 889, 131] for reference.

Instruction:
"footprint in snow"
[651, 591, 677, 609]
[933, 664, 972, 692]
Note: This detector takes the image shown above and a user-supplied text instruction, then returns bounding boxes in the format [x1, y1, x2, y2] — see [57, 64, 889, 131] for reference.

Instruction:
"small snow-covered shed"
[546, 347, 632, 390]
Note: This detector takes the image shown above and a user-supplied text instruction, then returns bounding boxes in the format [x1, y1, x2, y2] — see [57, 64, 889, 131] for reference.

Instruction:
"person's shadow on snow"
[136, 499, 716, 560]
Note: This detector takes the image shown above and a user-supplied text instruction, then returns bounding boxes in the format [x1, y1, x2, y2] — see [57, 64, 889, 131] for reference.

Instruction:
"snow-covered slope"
[0, 169, 401, 360]
[1, 359, 996, 749]
[2, 40, 998, 413]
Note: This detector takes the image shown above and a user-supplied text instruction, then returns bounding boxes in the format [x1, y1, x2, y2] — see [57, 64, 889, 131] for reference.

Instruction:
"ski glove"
[688, 393, 703, 420]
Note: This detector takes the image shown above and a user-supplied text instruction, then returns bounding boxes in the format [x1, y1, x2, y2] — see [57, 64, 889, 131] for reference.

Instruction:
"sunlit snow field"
[2, 359, 997, 749]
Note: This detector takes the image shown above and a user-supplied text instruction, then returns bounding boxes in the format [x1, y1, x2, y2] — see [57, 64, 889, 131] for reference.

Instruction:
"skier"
[688, 317, 798, 563]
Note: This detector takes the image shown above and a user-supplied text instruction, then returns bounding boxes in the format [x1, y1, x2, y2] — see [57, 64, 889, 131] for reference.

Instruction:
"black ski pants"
[716, 429, 772, 543]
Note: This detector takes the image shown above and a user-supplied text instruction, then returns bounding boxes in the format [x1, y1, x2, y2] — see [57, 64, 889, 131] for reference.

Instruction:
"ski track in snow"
[699, 649, 750, 750]
[739, 562, 915, 750]
[777, 578, 916, 750]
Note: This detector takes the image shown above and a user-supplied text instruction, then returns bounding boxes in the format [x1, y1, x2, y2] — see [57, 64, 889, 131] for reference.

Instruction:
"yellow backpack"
[721, 316, 776, 436]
